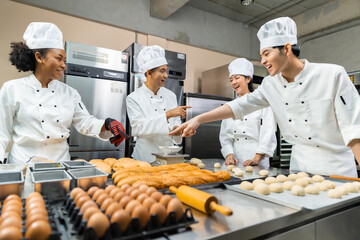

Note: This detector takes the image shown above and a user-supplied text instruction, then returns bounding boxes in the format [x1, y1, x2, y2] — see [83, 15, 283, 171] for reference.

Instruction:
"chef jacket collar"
[142, 83, 163, 97]
[29, 74, 57, 89]
[279, 59, 309, 85]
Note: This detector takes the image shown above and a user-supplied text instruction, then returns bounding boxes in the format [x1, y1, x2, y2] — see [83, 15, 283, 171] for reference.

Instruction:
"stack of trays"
[0, 171, 24, 200]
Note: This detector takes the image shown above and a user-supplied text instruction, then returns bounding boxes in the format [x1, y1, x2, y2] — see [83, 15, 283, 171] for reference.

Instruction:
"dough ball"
[297, 172, 309, 178]
[254, 183, 270, 195]
[227, 165, 235, 171]
[343, 182, 359, 193]
[335, 186, 348, 195]
[283, 181, 295, 191]
[245, 166, 253, 172]
[311, 174, 325, 183]
[252, 179, 266, 187]
[287, 173, 298, 181]
[197, 163, 205, 169]
[234, 170, 244, 177]
[352, 181, 360, 190]
[240, 181, 253, 190]
[214, 163, 221, 168]
[322, 180, 336, 189]
[304, 185, 319, 195]
[232, 167, 242, 173]
[276, 174, 288, 183]
[190, 158, 202, 164]
[295, 178, 309, 187]
[302, 176, 313, 184]
[259, 170, 269, 176]
[269, 183, 283, 193]
[328, 189, 342, 199]
[314, 182, 327, 191]
[265, 177, 277, 184]
[291, 185, 305, 196]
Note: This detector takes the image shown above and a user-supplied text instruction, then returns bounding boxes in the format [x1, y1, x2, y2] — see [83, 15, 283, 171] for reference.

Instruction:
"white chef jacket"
[0, 74, 111, 164]
[126, 84, 182, 163]
[227, 60, 360, 177]
[219, 106, 277, 168]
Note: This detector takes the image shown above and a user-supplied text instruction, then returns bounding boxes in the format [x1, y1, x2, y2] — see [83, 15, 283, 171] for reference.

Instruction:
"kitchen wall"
[0, 0, 238, 93]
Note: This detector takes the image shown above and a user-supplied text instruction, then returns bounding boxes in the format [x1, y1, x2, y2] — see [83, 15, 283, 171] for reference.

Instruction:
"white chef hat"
[228, 58, 253, 78]
[137, 45, 168, 73]
[257, 17, 297, 51]
[23, 22, 64, 50]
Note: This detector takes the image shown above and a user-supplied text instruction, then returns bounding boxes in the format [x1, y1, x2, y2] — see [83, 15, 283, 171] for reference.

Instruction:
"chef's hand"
[169, 117, 200, 137]
[225, 154, 238, 165]
[105, 118, 129, 146]
[166, 106, 192, 119]
[172, 126, 182, 136]
[242, 159, 260, 166]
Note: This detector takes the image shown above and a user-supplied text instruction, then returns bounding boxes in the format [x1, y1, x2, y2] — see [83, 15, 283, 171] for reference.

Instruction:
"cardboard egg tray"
[62, 193, 198, 240]
[0, 196, 62, 240]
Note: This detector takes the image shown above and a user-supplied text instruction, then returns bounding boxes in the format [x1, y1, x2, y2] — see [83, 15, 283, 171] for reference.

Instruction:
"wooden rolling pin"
[169, 185, 233, 216]
[329, 175, 360, 182]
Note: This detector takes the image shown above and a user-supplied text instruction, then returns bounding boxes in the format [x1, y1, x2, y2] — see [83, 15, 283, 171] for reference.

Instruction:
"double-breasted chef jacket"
[220, 106, 277, 168]
[227, 59, 360, 177]
[0, 74, 111, 164]
[127, 84, 182, 163]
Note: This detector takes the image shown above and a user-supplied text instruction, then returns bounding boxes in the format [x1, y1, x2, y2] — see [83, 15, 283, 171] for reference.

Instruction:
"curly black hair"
[9, 42, 48, 72]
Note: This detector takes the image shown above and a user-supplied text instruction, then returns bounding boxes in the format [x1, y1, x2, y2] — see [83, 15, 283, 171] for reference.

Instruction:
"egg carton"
[0, 196, 62, 240]
[62, 194, 197, 240]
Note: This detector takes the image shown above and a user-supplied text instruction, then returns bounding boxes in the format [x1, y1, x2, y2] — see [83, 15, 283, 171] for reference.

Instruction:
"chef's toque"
[23, 22, 64, 50]
[137, 45, 168, 73]
[228, 58, 254, 78]
[257, 17, 297, 51]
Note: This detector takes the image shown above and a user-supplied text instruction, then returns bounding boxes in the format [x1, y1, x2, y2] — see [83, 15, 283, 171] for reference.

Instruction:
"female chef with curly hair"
[0, 22, 128, 164]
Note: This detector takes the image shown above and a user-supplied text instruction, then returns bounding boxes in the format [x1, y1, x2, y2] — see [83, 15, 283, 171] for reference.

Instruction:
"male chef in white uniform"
[170, 17, 360, 177]
[126, 45, 190, 163]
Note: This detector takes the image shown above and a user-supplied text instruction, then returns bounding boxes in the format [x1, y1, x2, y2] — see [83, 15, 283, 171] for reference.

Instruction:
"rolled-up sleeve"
[256, 107, 277, 157]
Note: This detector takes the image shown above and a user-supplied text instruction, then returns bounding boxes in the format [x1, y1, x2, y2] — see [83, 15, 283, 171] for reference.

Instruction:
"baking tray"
[67, 167, 107, 191]
[0, 171, 24, 200]
[32, 162, 65, 171]
[31, 170, 72, 202]
[225, 177, 360, 211]
[61, 160, 95, 169]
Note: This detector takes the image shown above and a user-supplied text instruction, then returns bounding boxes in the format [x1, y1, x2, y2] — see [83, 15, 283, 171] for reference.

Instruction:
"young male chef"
[126, 45, 190, 163]
[170, 17, 360, 177]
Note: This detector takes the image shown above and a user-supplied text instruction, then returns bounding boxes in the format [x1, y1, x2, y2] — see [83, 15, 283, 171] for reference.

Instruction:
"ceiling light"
[241, 0, 254, 6]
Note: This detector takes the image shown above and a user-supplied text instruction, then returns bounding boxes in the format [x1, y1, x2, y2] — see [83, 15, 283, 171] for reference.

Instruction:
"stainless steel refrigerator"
[64, 41, 128, 160]
[183, 93, 232, 159]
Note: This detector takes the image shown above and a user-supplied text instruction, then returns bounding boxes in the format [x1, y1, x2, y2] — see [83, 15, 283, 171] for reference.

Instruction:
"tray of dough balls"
[225, 172, 360, 211]
[59, 183, 198, 240]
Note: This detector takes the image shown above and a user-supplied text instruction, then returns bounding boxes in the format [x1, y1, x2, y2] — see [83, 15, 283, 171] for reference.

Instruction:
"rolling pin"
[329, 175, 360, 182]
[169, 185, 233, 216]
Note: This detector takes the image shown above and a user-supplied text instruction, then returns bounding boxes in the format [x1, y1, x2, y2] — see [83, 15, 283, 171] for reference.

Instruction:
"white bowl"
[159, 146, 182, 155]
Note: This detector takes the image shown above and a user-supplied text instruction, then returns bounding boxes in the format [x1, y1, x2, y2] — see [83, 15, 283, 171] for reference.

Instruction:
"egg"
[119, 196, 133, 208]
[69, 187, 84, 199]
[25, 197, 45, 207]
[100, 198, 114, 211]
[138, 184, 149, 193]
[0, 216, 22, 229]
[149, 202, 167, 224]
[110, 209, 131, 233]
[131, 182, 143, 189]
[26, 213, 48, 228]
[145, 187, 157, 196]
[26, 202, 46, 214]
[105, 202, 122, 216]
[3, 205, 22, 215]
[120, 183, 131, 191]
[0, 211, 22, 222]
[2, 201, 23, 212]
[113, 191, 126, 202]
[95, 193, 109, 206]
[167, 198, 184, 221]
[4, 194, 21, 204]
[136, 193, 148, 204]
[142, 197, 156, 211]
[159, 195, 172, 207]
[124, 200, 141, 214]
[125, 187, 135, 196]
[80, 200, 98, 213]
[109, 188, 121, 198]
[131, 205, 149, 229]
[87, 212, 110, 238]
[76, 195, 91, 208]
[83, 206, 100, 220]
[130, 189, 141, 199]
[0, 226, 23, 240]
[87, 186, 99, 197]
[105, 185, 116, 194]
[74, 191, 88, 203]
[92, 189, 106, 201]
[27, 207, 48, 217]
[150, 191, 163, 202]
[25, 220, 51, 240]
